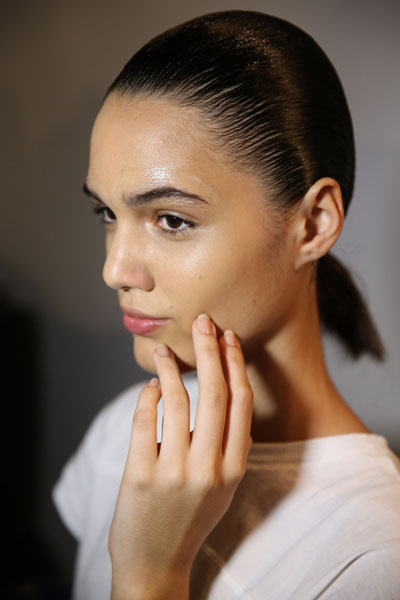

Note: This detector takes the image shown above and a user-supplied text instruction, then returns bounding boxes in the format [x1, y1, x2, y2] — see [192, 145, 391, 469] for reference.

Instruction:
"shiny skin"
[87, 93, 302, 374]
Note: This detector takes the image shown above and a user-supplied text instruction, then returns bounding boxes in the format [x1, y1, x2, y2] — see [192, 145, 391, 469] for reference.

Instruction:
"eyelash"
[92, 206, 115, 224]
[92, 206, 195, 237]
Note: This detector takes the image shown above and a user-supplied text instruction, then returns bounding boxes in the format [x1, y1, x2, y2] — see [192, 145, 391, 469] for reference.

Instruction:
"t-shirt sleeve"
[52, 401, 116, 541]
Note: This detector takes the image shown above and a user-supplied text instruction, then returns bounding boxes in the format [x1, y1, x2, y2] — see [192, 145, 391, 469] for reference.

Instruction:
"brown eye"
[157, 213, 195, 236]
[165, 215, 185, 229]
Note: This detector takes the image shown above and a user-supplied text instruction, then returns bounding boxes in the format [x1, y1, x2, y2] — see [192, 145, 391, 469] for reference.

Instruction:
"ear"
[294, 177, 344, 271]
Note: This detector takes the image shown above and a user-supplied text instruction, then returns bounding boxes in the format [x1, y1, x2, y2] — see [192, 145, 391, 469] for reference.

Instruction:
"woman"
[53, 10, 400, 599]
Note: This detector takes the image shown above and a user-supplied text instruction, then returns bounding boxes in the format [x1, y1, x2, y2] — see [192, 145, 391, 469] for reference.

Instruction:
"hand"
[109, 313, 253, 600]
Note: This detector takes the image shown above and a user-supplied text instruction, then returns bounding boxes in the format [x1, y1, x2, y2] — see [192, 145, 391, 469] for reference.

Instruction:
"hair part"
[107, 10, 385, 361]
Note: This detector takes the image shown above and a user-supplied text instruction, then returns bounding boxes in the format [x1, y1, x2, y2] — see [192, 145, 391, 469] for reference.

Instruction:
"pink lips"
[121, 308, 169, 335]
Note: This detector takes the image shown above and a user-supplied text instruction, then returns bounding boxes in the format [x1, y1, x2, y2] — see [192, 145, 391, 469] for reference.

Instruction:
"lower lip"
[122, 314, 169, 335]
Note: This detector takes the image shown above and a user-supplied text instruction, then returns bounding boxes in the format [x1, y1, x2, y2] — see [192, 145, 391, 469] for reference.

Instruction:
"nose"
[102, 227, 155, 292]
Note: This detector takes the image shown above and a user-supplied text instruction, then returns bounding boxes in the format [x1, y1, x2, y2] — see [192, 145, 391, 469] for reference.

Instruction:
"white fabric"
[53, 374, 400, 599]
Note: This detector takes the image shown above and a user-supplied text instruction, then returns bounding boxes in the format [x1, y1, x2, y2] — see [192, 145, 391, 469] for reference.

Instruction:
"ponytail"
[317, 254, 385, 360]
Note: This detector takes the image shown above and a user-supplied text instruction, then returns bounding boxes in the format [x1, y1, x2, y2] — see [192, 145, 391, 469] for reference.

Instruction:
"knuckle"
[239, 386, 253, 406]
[165, 389, 189, 411]
[211, 392, 227, 409]
[228, 473, 245, 491]
[162, 468, 186, 490]
[224, 465, 246, 488]
[133, 473, 152, 491]
[124, 467, 153, 491]
[133, 407, 155, 428]
[191, 468, 220, 493]
[207, 381, 228, 405]
[198, 380, 227, 408]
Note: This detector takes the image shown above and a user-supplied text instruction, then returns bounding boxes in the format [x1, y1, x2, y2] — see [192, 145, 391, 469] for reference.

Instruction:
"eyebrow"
[82, 182, 208, 207]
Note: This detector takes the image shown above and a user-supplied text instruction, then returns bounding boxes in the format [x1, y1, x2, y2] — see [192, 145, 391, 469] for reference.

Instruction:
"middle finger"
[190, 313, 228, 461]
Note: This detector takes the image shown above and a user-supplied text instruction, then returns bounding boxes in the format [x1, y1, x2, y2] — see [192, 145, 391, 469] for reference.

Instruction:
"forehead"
[90, 94, 220, 177]
[88, 93, 272, 223]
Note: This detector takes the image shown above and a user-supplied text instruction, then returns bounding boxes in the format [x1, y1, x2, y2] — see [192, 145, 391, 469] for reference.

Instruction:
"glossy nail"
[197, 313, 214, 335]
[224, 329, 237, 347]
[148, 377, 160, 387]
[156, 344, 171, 357]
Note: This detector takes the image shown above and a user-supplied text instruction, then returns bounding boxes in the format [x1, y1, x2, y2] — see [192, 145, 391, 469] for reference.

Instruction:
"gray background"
[2, 0, 399, 583]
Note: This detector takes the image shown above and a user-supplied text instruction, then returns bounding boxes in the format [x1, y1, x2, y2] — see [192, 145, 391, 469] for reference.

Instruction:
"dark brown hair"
[107, 10, 384, 360]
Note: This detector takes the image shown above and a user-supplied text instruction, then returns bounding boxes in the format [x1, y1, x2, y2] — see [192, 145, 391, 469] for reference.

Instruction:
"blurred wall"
[1, 0, 399, 583]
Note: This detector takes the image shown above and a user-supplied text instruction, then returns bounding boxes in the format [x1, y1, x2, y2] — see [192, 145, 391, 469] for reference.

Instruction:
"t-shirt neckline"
[247, 432, 389, 465]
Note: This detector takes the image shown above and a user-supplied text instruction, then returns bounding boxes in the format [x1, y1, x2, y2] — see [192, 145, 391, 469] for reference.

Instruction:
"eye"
[92, 205, 116, 225]
[157, 213, 195, 236]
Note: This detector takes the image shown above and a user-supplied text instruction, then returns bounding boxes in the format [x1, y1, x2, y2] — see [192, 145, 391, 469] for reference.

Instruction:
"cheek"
[135, 224, 290, 369]
[131, 252, 287, 376]
[161, 237, 284, 334]
[205, 244, 290, 343]
[154, 239, 218, 310]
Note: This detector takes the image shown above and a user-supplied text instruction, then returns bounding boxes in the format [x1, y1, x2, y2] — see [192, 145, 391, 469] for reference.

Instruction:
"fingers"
[129, 315, 253, 490]
[152, 344, 190, 463]
[190, 314, 228, 462]
[190, 315, 253, 482]
[218, 330, 253, 479]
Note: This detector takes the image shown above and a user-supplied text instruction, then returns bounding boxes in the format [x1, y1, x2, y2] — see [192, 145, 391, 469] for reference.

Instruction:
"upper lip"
[121, 306, 168, 320]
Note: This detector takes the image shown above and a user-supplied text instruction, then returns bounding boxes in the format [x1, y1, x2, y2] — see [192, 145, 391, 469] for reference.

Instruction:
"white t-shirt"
[53, 374, 400, 599]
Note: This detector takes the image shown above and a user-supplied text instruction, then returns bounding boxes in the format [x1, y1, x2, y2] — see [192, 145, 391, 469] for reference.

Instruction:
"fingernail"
[224, 329, 237, 347]
[197, 313, 214, 335]
[148, 377, 159, 387]
[156, 344, 171, 357]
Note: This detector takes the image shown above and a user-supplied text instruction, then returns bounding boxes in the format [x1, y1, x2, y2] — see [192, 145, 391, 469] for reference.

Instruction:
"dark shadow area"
[2, 289, 72, 599]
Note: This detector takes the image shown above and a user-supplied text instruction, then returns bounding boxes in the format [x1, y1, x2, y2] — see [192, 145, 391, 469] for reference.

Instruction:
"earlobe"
[294, 177, 344, 271]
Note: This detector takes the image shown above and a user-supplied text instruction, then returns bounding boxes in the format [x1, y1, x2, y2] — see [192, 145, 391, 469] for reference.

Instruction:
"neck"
[243, 282, 369, 443]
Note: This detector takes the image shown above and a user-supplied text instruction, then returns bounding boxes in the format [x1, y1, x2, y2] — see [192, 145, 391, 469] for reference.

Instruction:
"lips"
[121, 307, 169, 335]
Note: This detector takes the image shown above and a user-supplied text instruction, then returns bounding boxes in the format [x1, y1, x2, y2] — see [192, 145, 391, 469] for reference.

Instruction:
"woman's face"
[86, 94, 300, 373]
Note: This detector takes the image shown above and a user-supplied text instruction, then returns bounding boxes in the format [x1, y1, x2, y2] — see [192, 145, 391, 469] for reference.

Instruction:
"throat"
[245, 345, 369, 444]
[243, 277, 369, 444]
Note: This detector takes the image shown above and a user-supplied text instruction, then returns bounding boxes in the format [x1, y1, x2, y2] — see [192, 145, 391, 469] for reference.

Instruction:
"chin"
[133, 342, 157, 374]
[132, 336, 197, 375]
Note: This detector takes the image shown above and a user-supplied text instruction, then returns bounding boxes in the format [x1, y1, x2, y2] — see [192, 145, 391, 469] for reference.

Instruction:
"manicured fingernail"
[148, 377, 159, 387]
[197, 313, 214, 335]
[224, 329, 237, 347]
[156, 344, 171, 357]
